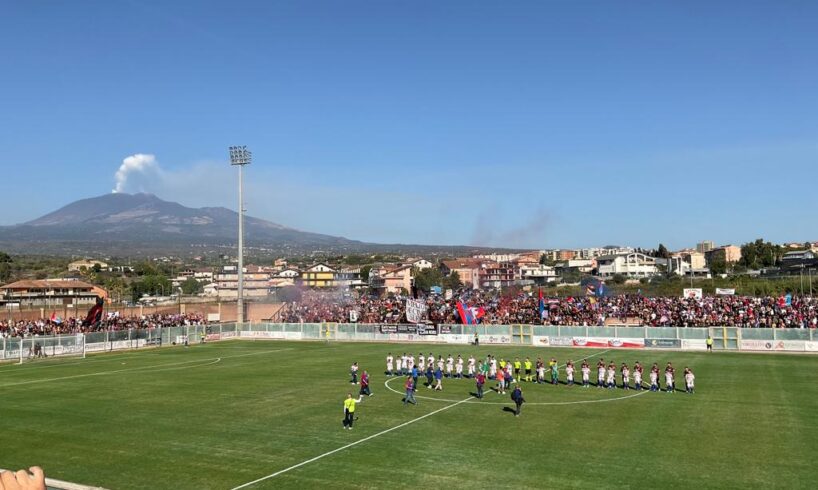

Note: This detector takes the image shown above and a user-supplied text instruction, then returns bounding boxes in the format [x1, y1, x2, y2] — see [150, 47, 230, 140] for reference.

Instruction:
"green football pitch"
[2, 340, 817, 489]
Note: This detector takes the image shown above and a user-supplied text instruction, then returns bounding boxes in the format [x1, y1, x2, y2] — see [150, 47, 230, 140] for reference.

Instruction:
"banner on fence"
[550, 337, 575, 347]
[205, 333, 222, 341]
[805, 341, 818, 352]
[532, 336, 550, 346]
[441, 334, 470, 344]
[715, 288, 736, 296]
[405, 299, 428, 324]
[484, 335, 512, 344]
[682, 288, 703, 300]
[608, 338, 645, 348]
[239, 330, 303, 340]
[682, 339, 708, 350]
[571, 337, 609, 348]
[739, 340, 806, 352]
[385, 333, 440, 343]
[86, 339, 147, 352]
[379, 324, 437, 336]
[644, 338, 682, 349]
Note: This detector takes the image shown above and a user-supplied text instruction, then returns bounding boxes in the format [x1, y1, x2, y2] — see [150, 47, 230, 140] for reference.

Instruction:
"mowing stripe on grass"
[230, 396, 474, 490]
[0, 348, 291, 388]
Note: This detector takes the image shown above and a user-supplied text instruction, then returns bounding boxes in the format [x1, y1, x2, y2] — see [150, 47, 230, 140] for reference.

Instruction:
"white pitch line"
[382, 376, 650, 405]
[383, 348, 615, 403]
[0, 348, 290, 388]
[230, 396, 474, 490]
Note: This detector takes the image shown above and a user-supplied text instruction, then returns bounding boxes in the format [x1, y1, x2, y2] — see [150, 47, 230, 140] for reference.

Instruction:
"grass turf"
[1, 340, 817, 489]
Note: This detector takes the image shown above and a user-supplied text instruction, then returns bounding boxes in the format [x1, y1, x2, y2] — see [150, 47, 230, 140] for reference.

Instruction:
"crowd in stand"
[0, 313, 206, 338]
[281, 290, 818, 328]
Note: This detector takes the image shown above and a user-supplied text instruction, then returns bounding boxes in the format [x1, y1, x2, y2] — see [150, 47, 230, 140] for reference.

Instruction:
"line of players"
[386, 352, 695, 394]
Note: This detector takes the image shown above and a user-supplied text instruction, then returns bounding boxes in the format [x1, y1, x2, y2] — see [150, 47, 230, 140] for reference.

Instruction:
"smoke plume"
[113, 154, 159, 193]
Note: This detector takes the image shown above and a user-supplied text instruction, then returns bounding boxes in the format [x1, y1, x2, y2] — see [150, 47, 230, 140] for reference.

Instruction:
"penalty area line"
[230, 396, 473, 490]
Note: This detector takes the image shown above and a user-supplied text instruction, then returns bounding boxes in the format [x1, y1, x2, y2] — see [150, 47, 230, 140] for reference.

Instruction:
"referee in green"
[343, 393, 357, 430]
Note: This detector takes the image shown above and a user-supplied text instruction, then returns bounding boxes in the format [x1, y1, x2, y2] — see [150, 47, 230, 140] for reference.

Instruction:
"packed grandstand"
[282, 290, 816, 328]
[3, 290, 815, 338]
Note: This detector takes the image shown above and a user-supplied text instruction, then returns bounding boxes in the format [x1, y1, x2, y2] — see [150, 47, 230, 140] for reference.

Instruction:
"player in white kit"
[684, 367, 695, 394]
[581, 360, 590, 387]
[455, 355, 464, 378]
[386, 353, 394, 376]
[621, 363, 630, 390]
[467, 355, 476, 377]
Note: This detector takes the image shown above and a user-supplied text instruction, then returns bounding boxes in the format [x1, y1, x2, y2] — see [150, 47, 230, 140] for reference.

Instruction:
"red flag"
[83, 297, 104, 327]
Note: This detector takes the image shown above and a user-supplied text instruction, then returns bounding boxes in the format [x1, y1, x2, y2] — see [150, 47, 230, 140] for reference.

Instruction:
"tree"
[180, 277, 203, 295]
[92, 263, 102, 273]
[413, 267, 445, 293]
[611, 274, 627, 285]
[0, 251, 11, 283]
[442, 271, 462, 290]
[710, 257, 727, 275]
[656, 244, 670, 259]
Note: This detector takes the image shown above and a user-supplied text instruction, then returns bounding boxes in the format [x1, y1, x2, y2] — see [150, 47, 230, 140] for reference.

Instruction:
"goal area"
[2, 335, 86, 365]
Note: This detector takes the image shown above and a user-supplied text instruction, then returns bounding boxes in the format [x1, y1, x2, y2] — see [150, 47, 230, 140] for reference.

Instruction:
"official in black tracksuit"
[511, 386, 525, 417]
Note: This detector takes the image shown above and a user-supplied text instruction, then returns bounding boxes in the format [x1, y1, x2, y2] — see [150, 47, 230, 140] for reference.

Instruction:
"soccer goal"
[15, 334, 86, 364]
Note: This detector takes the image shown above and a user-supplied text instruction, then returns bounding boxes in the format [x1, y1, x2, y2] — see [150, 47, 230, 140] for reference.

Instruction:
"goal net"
[13, 335, 86, 364]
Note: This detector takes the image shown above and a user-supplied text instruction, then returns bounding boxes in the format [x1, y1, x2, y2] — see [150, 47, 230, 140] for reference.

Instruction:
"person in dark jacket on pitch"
[511, 385, 525, 417]
[475, 372, 486, 399]
[425, 364, 434, 388]
[411, 365, 419, 392]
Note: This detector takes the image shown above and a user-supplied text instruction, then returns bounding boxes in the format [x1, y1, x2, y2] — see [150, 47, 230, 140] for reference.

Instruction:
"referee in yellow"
[343, 393, 357, 430]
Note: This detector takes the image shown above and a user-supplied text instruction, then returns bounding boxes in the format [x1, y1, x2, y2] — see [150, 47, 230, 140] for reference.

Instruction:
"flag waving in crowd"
[83, 296, 105, 327]
[457, 301, 485, 325]
[538, 288, 545, 319]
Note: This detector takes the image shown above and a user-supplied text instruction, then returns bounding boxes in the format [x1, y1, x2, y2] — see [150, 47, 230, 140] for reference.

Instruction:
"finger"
[28, 467, 45, 485]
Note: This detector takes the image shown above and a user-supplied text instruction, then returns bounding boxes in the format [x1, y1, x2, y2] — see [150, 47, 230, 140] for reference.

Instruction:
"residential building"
[369, 265, 413, 295]
[68, 259, 108, 272]
[0, 279, 108, 307]
[518, 264, 557, 285]
[478, 261, 517, 289]
[559, 259, 595, 274]
[706, 245, 742, 264]
[300, 263, 337, 288]
[441, 258, 484, 289]
[780, 250, 818, 274]
[696, 241, 716, 254]
[596, 253, 658, 278]
[407, 258, 434, 270]
[512, 252, 542, 266]
[336, 268, 366, 289]
[215, 266, 270, 299]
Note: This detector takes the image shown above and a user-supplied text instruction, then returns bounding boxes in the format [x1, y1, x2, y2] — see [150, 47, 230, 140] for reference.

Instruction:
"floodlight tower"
[229, 145, 252, 324]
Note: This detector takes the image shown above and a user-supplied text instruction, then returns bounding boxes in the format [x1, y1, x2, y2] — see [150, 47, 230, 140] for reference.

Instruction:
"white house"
[410, 259, 434, 270]
[597, 253, 658, 278]
[519, 264, 558, 284]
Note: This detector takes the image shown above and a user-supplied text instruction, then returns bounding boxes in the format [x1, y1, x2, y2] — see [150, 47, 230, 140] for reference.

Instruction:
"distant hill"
[0, 193, 521, 257]
[0, 193, 363, 255]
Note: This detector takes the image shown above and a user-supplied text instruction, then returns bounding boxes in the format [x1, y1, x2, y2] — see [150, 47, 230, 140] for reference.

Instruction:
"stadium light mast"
[229, 145, 252, 324]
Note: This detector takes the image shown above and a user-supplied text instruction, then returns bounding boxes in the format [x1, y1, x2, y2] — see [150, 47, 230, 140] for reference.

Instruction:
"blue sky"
[1, 1, 816, 249]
